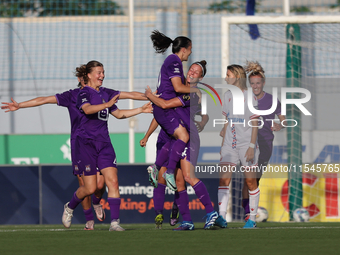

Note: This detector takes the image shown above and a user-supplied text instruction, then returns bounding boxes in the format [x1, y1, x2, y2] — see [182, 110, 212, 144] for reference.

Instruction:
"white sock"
[218, 186, 229, 220]
[249, 188, 260, 222]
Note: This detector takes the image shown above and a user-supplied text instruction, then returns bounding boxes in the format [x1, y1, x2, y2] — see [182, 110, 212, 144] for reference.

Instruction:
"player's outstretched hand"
[140, 137, 148, 147]
[245, 147, 255, 162]
[107, 94, 119, 108]
[1, 98, 19, 112]
[141, 102, 153, 113]
[145, 86, 159, 99]
[144, 86, 153, 98]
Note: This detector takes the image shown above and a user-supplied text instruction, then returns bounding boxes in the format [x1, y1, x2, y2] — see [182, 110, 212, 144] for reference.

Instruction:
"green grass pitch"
[1, 222, 339, 255]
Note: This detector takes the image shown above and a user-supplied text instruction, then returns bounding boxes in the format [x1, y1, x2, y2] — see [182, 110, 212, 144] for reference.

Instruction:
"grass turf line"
[0, 222, 339, 255]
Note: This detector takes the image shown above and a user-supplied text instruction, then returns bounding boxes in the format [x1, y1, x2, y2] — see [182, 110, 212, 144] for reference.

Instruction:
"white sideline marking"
[0, 229, 71, 232]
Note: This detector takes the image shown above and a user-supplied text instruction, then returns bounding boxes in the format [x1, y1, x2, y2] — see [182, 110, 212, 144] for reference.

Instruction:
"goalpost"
[221, 15, 340, 222]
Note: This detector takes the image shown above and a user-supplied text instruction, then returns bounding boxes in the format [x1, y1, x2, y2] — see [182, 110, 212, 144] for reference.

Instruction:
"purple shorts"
[70, 139, 81, 176]
[153, 105, 184, 136]
[74, 136, 117, 176]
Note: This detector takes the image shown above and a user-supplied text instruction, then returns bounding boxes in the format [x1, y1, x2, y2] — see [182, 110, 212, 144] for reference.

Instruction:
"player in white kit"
[218, 64, 260, 228]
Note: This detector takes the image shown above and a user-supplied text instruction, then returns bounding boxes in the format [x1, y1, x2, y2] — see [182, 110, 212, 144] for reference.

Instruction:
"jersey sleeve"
[76, 90, 91, 111]
[109, 104, 118, 113]
[55, 90, 71, 107]
[104, 88, 121, 102]
[166, 60, 182, 80]
[177, 93, 191, 107]
[275, 99, 282, 116]
[222, 91, 230, 117]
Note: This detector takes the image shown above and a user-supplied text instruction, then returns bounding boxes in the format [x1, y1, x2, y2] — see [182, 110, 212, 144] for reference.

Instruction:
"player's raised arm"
[119, 91, 148, 100]
[111, 102, 152, 119]
[145, 86, 182, 109]
[81, 94, 119, 115]
[1, 96, 57, 112]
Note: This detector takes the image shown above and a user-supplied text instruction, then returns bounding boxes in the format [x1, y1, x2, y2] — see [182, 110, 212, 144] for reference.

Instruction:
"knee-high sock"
[218, 186, 229, 220]
[83, 208, 94, 222]
[153, 183, 166, 215]
[108, 197, 121, 221]
[193, 181, 214, 214]
[167, 139, 187, 174]
[68, 191, 84, 210]
[92, 194, 101, 205]
[249, 188, 260, 222]
[173, 191, 179, 208]
[242, 198, 250, 215]
[155, 142, 171, 169]
[175, 190, 192, 222]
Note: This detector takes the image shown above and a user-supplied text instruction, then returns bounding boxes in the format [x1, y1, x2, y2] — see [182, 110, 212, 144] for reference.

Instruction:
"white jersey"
[222, 90, 259, 148]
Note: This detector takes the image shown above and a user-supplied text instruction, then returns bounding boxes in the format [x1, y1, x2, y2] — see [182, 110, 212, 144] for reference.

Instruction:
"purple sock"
[153, 183, 166, 215]
[243, 198, 250, 215]
[173, 191, 179, 208]
[193, 181, 214, 214]
[175, 190, 192, 222]
[167, 139, 187, 174]
[108, 197, 121, 221]
[92, 194, 101, 205]
[83, 208, 94, 222]
[155, 142, 171, 169]
[68, 191, 84, 210]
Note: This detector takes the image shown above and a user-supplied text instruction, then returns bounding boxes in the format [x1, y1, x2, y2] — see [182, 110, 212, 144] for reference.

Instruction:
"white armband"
[249, 143, 255, 148]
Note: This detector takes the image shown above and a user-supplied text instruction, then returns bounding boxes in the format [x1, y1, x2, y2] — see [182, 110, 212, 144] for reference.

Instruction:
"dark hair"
[150, 30, 191, 54]
[74, 64, 86, 87]
[75, 60, 103, 84]
[191, 60, 207, 77]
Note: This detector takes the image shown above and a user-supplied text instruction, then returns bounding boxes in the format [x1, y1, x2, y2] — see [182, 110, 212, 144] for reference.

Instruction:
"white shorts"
[220, 143, 259, 168]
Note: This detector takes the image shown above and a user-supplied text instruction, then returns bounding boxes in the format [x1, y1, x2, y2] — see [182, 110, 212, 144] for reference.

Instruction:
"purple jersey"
[157, 54, 185, 100]
[258, 92, 281, 141]
[55, 88, 81, 140]
[176, 91, 200, 130]
[76, 86, 120, 142]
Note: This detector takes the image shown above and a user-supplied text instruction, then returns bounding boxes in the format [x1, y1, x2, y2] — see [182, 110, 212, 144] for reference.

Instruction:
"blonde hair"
[227, 64, 247, 90]
[244, 60, 265, 81]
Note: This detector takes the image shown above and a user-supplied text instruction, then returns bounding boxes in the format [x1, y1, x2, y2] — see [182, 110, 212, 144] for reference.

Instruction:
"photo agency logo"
[198, 80, 312, 128]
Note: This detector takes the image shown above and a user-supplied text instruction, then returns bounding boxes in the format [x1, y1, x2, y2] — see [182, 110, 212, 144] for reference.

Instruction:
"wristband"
[249, 143, 255, 148]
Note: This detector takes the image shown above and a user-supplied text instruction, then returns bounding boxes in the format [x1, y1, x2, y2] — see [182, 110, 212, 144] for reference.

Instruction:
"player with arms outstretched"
[61, 60, 152, 231]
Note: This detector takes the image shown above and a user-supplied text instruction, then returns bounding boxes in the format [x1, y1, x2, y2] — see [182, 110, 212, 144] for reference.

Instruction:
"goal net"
[221, 16, 340, 222]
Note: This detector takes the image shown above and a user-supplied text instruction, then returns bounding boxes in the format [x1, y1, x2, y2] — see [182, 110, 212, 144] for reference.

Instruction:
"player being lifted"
[218, 64, 260, 229]
[143, 61, 221, 230]
[148, 30, 201, 192]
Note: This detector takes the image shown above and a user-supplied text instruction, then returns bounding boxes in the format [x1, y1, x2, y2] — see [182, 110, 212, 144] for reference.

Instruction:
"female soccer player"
[1, 65, 148, 230]
[241, 61, 286, 221]
[60, 60, 152, 231]
[149, 30, 200, 191]
[218, 64, 260, 229]
[144, 61, 221, 230]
